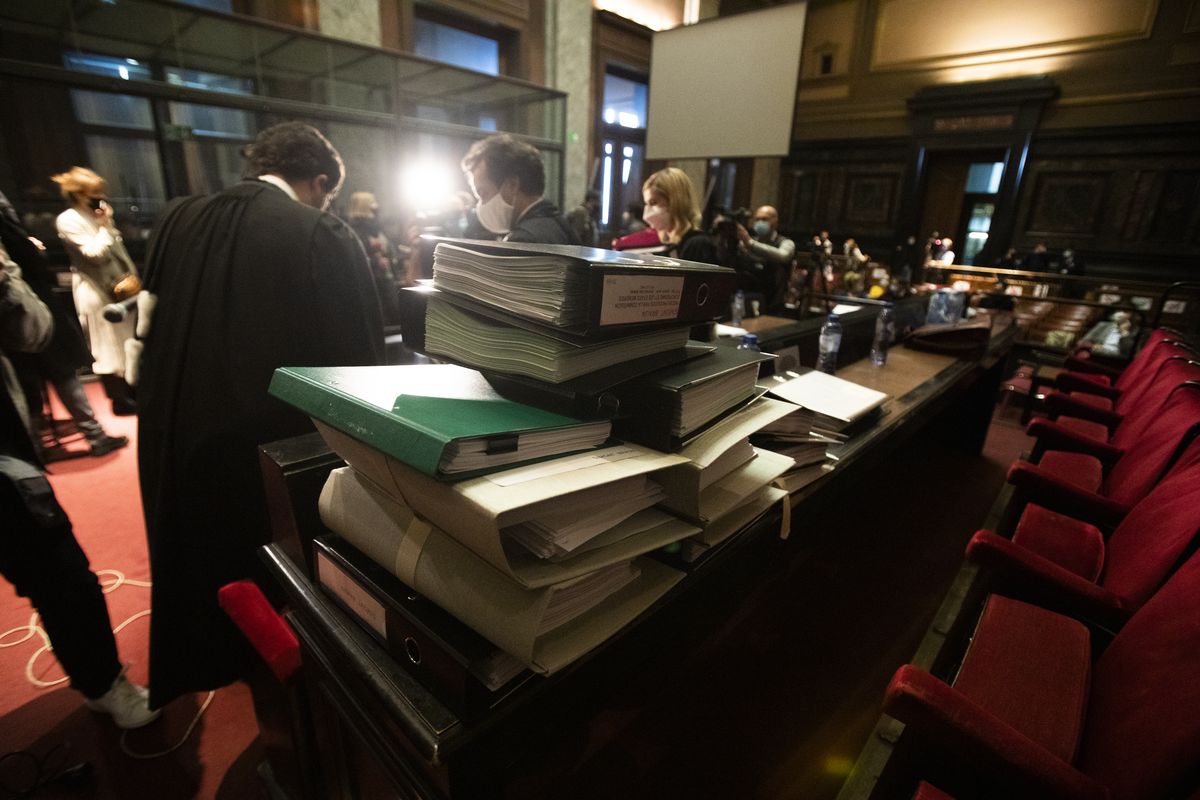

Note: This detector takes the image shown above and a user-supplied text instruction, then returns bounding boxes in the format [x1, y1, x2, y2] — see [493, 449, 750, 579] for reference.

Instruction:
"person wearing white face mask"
[460, 134, 578, 245]
[641, 168, 718, 264]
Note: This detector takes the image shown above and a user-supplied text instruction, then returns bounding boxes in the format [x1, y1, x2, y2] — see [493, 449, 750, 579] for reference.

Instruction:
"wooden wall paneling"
[1026, 171, 1108, 239]
[1149, 170, 1200, 243]
[841, 170, 901, 231]
[1125, 170, 1160, 241]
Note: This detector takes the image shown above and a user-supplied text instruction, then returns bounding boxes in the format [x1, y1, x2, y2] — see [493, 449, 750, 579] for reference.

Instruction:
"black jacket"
[0, 205, 91, 372]
[663, 229, 719, 265]
[505, 199, 580, 246]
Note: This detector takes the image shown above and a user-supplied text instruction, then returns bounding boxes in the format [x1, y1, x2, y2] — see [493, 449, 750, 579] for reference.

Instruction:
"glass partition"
[0, 0, 567, 241]
[1, 0, 564, 140]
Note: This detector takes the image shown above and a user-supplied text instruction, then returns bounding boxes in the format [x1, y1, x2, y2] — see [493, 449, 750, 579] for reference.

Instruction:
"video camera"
[709, 206, 751, 269]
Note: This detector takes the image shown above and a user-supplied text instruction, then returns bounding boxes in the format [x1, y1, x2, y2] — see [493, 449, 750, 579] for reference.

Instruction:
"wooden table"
[253, 324, 1016, 800]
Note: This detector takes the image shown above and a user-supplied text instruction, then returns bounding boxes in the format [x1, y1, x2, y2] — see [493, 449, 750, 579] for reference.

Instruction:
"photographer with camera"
[735, 205, 794, 310]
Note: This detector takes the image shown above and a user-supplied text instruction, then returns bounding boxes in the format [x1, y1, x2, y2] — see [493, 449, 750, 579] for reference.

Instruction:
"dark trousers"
[0, 463, 121, 699]
[14, 358, 104, 441]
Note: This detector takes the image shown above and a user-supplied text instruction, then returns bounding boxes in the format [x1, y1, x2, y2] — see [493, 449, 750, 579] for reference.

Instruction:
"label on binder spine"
[317, 551, 387, 640]
[600, 275, 684, 325]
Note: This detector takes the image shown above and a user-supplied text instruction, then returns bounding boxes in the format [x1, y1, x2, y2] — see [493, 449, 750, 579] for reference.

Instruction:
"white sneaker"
[84, 668, 162, 729]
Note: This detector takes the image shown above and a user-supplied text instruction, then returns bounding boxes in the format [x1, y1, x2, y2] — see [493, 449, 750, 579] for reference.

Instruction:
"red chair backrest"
[1111, 359, 1200, 448]
[1104, 384, 1200, 508]
[1077, 547, 1200, 800]
[1117, 343, 1200, 414]
[1102, 459, 1200, 608]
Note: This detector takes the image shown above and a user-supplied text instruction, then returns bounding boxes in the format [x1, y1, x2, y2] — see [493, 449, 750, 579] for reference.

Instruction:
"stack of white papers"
[425, 297, 690, 383]
[318, 423, 697, 588]
[320, 467, 683, 673]
[504, 476, 667, 560]
[433, 244, 580, 326]
[655, 397, 795, 521]
[440, 421, 612, 473]
[763, 370, 888, 432]
[674, 365, 762, 437]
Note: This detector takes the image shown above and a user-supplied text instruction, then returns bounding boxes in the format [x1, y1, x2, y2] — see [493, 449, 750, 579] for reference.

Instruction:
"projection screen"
[645, 3, 808, 161]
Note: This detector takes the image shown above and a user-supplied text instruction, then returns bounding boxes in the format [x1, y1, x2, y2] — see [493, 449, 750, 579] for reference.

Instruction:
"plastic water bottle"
[870, 306, 895, 366]
[731, 290, 745, 326]
[816, 313, 842, 374]
[737, 333, 761, 352]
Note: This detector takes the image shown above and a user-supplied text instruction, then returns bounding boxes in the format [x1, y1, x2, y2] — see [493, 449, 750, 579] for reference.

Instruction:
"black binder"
[312, 536, 531, 719]
[430, 238, 738, 336]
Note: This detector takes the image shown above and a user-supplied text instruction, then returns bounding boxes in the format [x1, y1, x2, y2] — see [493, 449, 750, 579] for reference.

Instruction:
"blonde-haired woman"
[52, 166, 138, 414]
[642, 167, 718, 264]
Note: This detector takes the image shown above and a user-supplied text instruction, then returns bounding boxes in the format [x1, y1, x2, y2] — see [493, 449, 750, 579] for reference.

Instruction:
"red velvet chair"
[967, 458, 1200, 630]
[1059, 328, 1189, 389]
[1045, 338, 1198, 429]
[1027, 359, 1200, 462]
[883, 547, 1200, 800]
[1007, 384, 1200, 529]
[217, 579, 301, 683]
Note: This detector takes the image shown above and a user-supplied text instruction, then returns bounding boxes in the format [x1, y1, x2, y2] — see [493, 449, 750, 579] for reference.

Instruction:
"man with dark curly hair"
[135, 121, 384, 709]
[461, 133, 578, 245]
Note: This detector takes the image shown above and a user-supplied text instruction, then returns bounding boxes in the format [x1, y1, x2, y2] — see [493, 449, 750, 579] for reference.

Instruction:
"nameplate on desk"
[316, 550, 387, 640]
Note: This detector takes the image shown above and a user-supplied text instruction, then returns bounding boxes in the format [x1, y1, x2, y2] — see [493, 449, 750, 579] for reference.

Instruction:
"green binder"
[269, 364, 611, 480]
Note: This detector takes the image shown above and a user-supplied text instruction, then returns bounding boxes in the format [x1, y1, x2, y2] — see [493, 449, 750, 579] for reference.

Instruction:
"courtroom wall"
[794, 0, 1200, 139]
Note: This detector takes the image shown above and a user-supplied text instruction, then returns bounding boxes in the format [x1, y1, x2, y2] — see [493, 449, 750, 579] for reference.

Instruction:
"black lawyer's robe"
[137, 180, 384, 708]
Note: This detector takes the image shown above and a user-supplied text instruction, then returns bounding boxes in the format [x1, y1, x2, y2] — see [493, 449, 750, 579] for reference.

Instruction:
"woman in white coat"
[52, 167, 139, 414]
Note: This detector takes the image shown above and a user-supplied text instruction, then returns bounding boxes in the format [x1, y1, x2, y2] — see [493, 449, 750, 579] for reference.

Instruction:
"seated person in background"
[736, 205, 795, 310]
[1080, 310, 1137, 358]
[461, 134, 578, 245]
[641, 168, 718, 265]
[843, 237, 869, 267]
[975, 279, 1016, 311]
[997, 247, 1019, 268]
[1023, 241, 1049, 271]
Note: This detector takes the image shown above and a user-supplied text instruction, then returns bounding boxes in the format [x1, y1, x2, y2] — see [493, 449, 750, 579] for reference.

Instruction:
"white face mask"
[476, 190, 513, 234]
[643, 204, 670, 232]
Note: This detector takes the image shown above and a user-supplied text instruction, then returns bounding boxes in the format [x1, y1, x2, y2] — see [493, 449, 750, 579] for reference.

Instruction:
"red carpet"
[0, 381, 261, 799]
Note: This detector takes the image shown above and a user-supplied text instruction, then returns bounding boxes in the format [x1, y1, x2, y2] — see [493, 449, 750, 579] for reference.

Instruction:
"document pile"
[752, 369, 890, 493]
[651, 397, 798, 562]
[270, 364, 701, 676]
[425, 240, 737, 384]
[268, 242, 800, 693]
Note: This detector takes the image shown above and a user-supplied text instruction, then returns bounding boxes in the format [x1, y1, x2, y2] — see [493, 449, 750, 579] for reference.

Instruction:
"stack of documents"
[750, 412, 842, 469]
[432, 239, 738, 334]
[651, 397, 797, 561]
[425, 240, 736, 387]
[320, 466, 685, 673]
[505, 475, 667, 560]
[762, 369, 888, 434]
[425, 296, 692, 384]
[268, 364, 612, 479]
[606, 347, 774, 451]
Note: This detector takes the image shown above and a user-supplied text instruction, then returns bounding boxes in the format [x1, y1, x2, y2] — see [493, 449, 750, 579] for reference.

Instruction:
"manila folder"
[320, 467, 683, 673]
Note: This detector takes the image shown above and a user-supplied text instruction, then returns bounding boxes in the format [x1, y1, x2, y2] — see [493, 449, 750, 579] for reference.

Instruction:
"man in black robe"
[137, 122, 384, 708]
